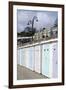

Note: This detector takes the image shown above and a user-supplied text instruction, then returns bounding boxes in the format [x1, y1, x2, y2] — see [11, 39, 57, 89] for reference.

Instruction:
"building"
[33, 26, 58, 41]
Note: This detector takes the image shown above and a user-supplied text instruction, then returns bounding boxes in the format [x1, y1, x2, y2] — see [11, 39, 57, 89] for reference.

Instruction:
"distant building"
[51, 26, 58, 38]
[33, 26, 58, 41]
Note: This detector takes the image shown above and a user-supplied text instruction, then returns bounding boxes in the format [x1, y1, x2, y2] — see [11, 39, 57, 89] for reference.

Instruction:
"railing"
[17, 27, 58, 48]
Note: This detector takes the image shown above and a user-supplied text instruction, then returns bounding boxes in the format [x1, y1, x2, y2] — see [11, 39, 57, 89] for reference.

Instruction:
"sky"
[17, 9, 58, 33]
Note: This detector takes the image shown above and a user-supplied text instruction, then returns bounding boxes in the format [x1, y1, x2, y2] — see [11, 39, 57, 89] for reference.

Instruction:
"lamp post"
[27, 16, 38, 41]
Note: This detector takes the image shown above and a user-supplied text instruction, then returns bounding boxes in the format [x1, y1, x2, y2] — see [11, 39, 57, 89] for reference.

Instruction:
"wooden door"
[42, 44, 51, 77]
[52, 42, 58, 78]
[28, 46, 34, 71]
[17, 49, 20, 65]
[34, 45, 41, 73]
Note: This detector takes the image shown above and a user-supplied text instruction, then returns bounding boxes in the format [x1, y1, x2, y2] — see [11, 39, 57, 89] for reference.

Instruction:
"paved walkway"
[17, 65, 48, 80]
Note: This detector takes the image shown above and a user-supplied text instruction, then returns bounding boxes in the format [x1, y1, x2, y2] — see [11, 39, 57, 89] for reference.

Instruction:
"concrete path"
[17, 65, 48, 80]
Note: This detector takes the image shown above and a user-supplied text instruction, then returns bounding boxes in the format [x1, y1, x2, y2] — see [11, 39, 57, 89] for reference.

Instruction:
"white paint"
[24, 48, 30, 68]
[42, 43, 53, 78]
[28, 47, 35, 71]
[52, 42, 58, 78]
[17, 49, 20, 65]
[34, 45, 41, 73]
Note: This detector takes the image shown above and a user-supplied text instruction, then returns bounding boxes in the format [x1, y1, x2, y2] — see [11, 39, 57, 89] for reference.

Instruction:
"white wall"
[0, 0, 66, 90]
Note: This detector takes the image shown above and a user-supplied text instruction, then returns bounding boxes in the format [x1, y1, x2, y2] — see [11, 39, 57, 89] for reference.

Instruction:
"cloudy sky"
[17, 9, 58, 33]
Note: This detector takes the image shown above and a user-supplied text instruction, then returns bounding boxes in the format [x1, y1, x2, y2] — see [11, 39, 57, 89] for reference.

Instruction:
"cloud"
[17, 10, 58, 32]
